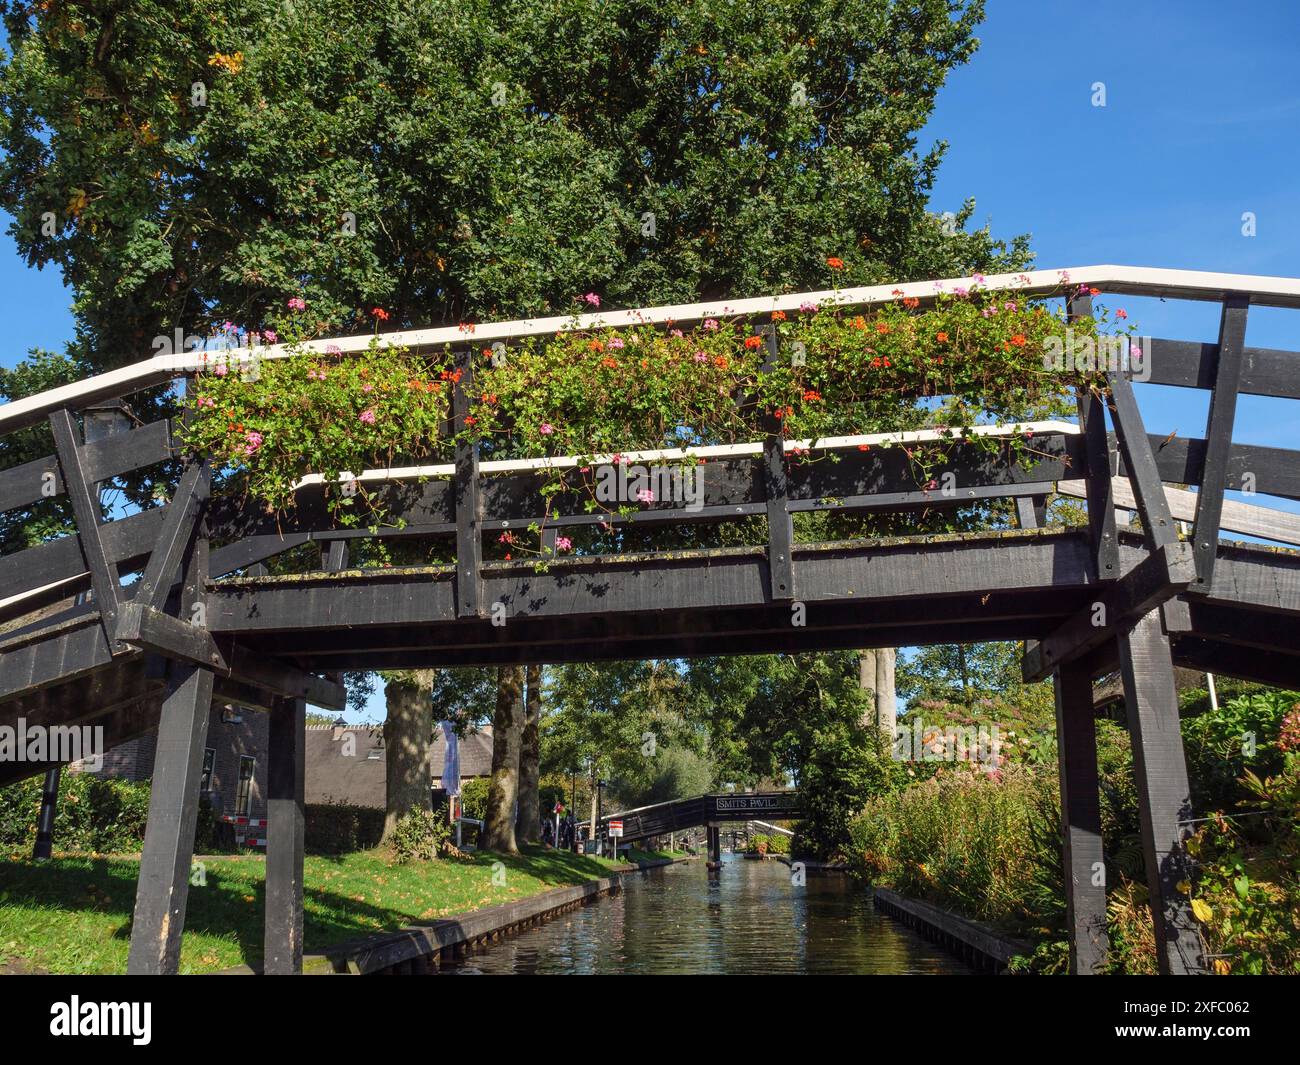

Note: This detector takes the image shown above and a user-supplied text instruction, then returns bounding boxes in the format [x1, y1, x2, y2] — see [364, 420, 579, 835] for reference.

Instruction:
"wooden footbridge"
[599, 792, 800, 867]
[2, 265, 1299, 975]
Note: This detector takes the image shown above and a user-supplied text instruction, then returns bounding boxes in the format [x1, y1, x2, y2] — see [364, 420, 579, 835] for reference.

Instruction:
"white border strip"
[292, 419, 1081, 488]
[4, 264, 1300, 432]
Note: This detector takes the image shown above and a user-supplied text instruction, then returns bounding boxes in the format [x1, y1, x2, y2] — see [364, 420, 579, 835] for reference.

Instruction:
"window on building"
[235, 756, 255, 816]
[200, 748, 215, 792]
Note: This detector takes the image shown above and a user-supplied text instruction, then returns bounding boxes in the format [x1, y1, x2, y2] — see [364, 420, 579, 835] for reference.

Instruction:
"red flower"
[372, 307, 390, 321]
[744, 335, 763, 349]
[826, 256, 845, 270]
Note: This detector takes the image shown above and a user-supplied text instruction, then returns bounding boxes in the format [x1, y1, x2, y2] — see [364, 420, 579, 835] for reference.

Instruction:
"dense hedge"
[0, 773, 151, 854]
[304, 802, 385, 855]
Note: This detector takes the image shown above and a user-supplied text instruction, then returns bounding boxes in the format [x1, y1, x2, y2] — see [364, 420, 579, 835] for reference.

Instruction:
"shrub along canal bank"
[0, 845, 681, 975]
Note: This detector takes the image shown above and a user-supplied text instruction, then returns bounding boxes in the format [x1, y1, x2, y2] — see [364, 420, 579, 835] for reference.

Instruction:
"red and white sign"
[608, 819, 623, 838]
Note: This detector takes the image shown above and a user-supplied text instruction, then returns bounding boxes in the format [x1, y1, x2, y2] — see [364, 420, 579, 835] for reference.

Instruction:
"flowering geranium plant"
[177, 281, 1131, 537]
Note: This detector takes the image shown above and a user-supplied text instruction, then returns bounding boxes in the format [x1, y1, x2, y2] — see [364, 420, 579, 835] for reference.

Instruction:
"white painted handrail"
[3, 264, 1299, 433]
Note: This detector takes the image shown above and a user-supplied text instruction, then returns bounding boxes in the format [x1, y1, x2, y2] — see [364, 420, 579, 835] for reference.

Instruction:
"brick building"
[73, 703, 269, 822]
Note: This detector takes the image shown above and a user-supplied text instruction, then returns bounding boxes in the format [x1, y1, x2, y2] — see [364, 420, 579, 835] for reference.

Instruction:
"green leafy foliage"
[0, 773, 151, 855]
[389, 807, 452, 863]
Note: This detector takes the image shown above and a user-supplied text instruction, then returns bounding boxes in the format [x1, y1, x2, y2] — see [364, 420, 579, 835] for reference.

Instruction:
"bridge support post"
[265, 695, 306, 975]
[706, 825, 721, 871]
[1054, 662, 1108, 974]
[32, 766, 61, 860]
[126, 660, 214, 974]
[1117, 611, 1205, 974]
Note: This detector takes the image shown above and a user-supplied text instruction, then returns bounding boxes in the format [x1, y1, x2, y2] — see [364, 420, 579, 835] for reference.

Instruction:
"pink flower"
[539, 423, 555, 436]
[670, 328, 683, 337]
[264, 329, 278, 343]
[1116, 309, 1128, 319]
[555, 536, 573, 552]
[359, 409, 376, 425]
[799, 301, 819, 313]
[326, 344, 342, 355]
[288, 297, 306, 311]
[214, 363, 228, 377]
[582, 292, 600, 308]
[703, 319, 719, 331]
[243, 430, 264, 455]
[608, 337, 625, 349]
[1003, 301, 1017, 311]
[636, 488, 655, 504]
[694, 351, 708, 362]
[362, 383, 374, 392]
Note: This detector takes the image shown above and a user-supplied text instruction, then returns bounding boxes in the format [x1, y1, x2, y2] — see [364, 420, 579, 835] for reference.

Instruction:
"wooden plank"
[761, 325, 794, 600]
[1022, 542, 1196, 681]
[452, 348, 483, 618]
[1105, 374, 1177, 550]
[133, 462, 211, 610]
[1058, 478, 1300, 547]
[0, 506, 169, 604]
[1054, 662, 1108, 974]
[1191, 295, 1249, 590]
[1144, 338, 1300, 400]
[0, 419, 174, 515]
[125, 660, 215, 974]
[1132, 433, 1300, 500]
[265, 697, 306, 975]
[114, 603, 346, 709]
[1117, 611, 1206, 975]
[48, 409, 124, 647]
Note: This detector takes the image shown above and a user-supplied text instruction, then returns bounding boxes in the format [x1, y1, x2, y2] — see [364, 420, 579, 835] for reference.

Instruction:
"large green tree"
[2, 0, 1024, 849]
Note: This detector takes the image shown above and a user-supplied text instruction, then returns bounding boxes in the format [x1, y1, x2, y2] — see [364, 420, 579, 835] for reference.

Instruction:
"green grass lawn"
[0, 845, 636, 975]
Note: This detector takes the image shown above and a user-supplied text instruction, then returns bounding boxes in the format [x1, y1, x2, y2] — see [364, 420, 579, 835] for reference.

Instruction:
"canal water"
[444, 854, 974, 974]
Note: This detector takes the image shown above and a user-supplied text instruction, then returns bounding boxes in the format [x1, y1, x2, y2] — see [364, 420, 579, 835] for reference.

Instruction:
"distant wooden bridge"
[2, 265, 1299, 976]
[599, 791, 800, 867]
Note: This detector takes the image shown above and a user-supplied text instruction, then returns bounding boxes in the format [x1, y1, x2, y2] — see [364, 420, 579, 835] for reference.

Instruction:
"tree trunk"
[381, 671, 434, 841]
[482, 665, 525, 853]
[874, 648, 897, 735]
[857, 649, 877, 728]
[516, 664, 542, 845]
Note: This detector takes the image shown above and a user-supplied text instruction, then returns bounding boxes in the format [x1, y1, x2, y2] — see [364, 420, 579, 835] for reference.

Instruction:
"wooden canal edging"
[215, 856, 694, 975]
[872, 888, 1033, 974]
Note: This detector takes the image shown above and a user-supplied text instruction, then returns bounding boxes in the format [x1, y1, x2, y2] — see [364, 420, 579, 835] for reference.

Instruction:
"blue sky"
[2, 3, 1296, 719]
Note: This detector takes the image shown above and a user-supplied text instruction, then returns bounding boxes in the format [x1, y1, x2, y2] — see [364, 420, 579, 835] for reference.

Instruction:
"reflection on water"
[444, 854, 973, 974]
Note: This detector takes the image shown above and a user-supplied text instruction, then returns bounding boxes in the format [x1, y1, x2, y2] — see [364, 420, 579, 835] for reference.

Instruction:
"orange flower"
[1010, 333, 1026, 347]
[826, 257, 845, 269]
[744, 335, 763, 349]
[876, 322, 890, 335]
[802, 390, 822, 402]
[936, 331, 949, 343]
[714, 356, 729, 369]
[771, 310, 786, 321]
[903, 297, 920, 310]
[372, 307, 389, 321]
[589, 339, 605, 352]
[601, 357, 619, 369]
